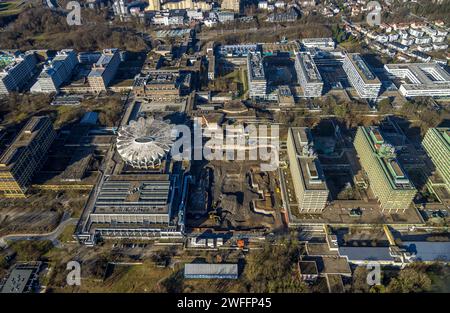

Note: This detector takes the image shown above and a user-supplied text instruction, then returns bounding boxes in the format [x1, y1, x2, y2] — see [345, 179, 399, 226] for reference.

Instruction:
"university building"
[0, 116, 56, 197]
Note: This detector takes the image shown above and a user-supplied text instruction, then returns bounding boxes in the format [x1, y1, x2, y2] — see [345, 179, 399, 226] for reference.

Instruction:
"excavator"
[208, 211, 221, 225]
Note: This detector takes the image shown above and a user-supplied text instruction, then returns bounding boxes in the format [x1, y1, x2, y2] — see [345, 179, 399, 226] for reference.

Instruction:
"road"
[0, 214, 77, 248]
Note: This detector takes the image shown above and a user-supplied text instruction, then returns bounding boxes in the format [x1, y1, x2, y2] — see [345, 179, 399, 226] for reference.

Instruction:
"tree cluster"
[0, 6, 147, 51]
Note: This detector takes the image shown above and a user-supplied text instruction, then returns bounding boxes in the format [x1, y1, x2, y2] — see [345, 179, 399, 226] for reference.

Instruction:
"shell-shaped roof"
[116, 117, 174, 168]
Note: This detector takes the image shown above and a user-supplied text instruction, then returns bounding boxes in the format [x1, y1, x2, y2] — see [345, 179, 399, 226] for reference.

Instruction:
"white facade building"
[247, 51, 267, 100]
[295, 52, 323, 98]
[31, 49, 78, 93]
[385, 63, 450, 97]
[301, 37, 336, 50]
[342, 53, 381, 99]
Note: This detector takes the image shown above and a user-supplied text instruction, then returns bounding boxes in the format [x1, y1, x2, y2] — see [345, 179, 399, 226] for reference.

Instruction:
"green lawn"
[224, 68, 249, 99]
[57, 224, 76, 243]
[56, 262, 174, 293]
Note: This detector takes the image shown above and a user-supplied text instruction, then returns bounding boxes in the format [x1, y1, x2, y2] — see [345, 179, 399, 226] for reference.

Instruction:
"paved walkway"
[0, 214, 78, 248]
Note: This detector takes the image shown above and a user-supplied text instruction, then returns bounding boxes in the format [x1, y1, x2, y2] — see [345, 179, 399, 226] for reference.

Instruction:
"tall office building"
[342, 53, 381, 99]
[0, 52, 37, 95]
[295, 52, 323, 97]
[30, 49, 78, 93]
[287, 127, 329, 213]
[0, 116, 56, 197]
[221, 0, 240, 12]
[88, 49, 121, 92]
[354, 126, 416, 211]
[422, 127, 450, 203]
[247, 51, 267, 100]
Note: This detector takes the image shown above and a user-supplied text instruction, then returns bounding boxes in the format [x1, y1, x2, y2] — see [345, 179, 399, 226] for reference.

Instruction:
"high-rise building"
[0, 52, 37, 95]
[422, 127, 450, 203]
[287, 127, 329, 213]
[295, 52, 323, 97]
[112, 0, 129, 17]
[0, 116, 56, 197]
[88, 49, 121, 92]
[247, 51, 267, 100]
[342, 53, 381, 99]
[208, 55, 216, 80]
[221, 0, 240, 12]
[30, 49, 78, 93]
[146, 0, 161, 10]
[354, 126, 416, 211]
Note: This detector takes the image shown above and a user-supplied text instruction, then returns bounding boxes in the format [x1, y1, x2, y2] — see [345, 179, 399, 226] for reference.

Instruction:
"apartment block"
[287, 127, 329, 213]
[354, 126, 416, 211]
[0, 116, 56, 197]
[88, 49, 121, 92]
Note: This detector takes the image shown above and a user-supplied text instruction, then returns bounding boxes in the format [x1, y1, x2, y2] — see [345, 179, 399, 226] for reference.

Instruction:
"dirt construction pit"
[187, 160, 283, 231]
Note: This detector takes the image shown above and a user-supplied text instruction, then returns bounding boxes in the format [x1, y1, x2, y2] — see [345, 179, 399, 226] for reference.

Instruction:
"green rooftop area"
[0, 54, 15, 70]
[437, 127, 450, 147]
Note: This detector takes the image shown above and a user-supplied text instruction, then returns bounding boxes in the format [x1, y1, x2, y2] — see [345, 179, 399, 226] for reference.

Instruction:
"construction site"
[186, 160, 284, 233]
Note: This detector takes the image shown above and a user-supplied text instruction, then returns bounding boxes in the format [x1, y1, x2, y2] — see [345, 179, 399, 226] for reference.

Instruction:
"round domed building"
[116, 117, 175, 169]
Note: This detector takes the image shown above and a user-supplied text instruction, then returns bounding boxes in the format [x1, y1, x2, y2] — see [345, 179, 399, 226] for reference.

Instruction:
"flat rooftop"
[298, 261, 319, 275]
[402, 241, 450, 262]
[262, 41, 299, 54]
[347, 53, 381, 85]
[326, 274, 345, 293]
[88, 49, 118, 78]
[0, 53, 26, 73]
[385, 63, 450, 92]
[339, 246, 394, 262]
[248, 52, 266, 80]
[0, 116, 51, 170]
[302, 37, 334, 44]
[93, 179, 172, 214]
[430, 127, 450, 149]
[218, 44, 259, 57]
[362, 126, 414, 190]
[1, 269, 33, 293]
[289, 127, 328, 191]
[184, 263, 238, 277]
[303, 256, 351, 276]
[306, 243, 339, 256]
[296, 52, 323, 84]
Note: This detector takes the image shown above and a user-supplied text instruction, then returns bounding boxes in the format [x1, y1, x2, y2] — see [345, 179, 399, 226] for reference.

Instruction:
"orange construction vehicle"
[237, 239, 245, 249]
